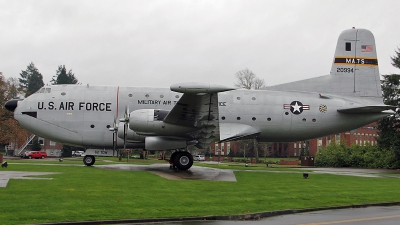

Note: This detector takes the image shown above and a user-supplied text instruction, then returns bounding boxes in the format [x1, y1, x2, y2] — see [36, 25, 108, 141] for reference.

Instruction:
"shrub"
[315, 141, 399, 169]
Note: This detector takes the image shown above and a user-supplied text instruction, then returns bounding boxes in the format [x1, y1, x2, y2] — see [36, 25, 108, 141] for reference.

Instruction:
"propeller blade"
[124, 105, 130, 122]
[109, 117, 119, 131]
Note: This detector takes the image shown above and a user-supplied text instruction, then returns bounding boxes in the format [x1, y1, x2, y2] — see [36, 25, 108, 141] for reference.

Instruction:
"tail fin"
[265, 28, 383, 104]
[331, 28, 381, 98]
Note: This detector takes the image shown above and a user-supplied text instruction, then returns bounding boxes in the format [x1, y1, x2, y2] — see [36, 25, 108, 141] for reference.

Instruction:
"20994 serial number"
[337, 68, 354, 73]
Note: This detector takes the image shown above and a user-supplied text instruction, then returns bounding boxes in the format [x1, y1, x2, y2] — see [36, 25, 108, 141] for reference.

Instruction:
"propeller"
[119, 106, 130, 161]
[108, 117, 118, 157]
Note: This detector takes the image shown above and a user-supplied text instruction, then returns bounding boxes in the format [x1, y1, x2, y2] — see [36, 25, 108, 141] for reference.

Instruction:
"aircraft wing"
[163, 82, 234, 148]
[337, 105, 397, 114]
[163, 92, 218, 127]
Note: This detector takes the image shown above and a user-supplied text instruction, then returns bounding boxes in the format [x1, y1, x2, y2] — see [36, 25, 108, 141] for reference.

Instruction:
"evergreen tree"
[376, 47, 400, 162]
[391, 47, 400, 69]
[51, 65, 78, 85]
[19, 62, 44, 97]
[31, 140, 42, 151]
[61, 144, 85, 157]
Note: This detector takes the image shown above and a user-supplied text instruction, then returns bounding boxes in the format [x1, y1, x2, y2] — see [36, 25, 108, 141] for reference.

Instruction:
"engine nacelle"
[145, 137, 187, 150]
[129, 109, 197, 136]
[128, 109, 166, 135]
[117, 122, 145, 142]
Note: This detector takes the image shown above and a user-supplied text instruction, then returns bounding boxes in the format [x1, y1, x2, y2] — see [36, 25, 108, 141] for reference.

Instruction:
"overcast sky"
[1, 0, 399, 88]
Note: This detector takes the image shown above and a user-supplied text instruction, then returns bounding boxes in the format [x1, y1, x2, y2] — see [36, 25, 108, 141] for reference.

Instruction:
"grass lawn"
[1, 162, 400, 224]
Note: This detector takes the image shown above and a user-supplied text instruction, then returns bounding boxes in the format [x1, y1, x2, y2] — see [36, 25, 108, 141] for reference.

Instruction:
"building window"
[38, 138, 44, 145]
[50, 141, 56, 146]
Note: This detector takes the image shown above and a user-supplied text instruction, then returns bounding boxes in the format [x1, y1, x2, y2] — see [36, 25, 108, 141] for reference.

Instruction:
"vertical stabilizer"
[331, 28, 381, 98]
[265, 28, 383, 104]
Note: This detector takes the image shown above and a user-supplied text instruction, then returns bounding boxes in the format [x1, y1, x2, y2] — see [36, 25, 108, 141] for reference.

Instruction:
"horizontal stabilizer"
[338, 105, 396, 114]
[219, 123, 260, 142]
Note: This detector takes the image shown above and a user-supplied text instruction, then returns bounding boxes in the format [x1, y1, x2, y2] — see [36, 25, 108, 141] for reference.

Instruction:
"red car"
[21, 151, 47, 159]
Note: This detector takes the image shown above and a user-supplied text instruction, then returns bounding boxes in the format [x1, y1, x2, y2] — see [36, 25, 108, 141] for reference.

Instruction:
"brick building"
[7, 135, 63, 157]
[210, 123, 379, 158]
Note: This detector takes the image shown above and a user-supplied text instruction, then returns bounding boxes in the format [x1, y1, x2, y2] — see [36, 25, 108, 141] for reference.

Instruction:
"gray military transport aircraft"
[4, 28, 396, 170]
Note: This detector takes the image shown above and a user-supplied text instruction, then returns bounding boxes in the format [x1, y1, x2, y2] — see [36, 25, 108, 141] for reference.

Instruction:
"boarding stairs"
[15, 134, 36, 156]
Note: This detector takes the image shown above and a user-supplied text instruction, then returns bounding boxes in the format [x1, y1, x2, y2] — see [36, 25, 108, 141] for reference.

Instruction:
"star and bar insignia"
[283, 101, 310, 115]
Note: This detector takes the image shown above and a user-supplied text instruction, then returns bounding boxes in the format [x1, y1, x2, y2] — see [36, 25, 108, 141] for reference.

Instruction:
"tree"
[391, 47, 400, 69]
[62, 145, 85, 157]
[376, 47, 400, 163]
[233, 68, 266, 160]
[51, 65, 78, 85]
[376, 74, 400, 149]
[31, 140, 42, 151]
[234, 68, 266, 90]
[0, 73, 28, 146]
[19, 62, 44, 97]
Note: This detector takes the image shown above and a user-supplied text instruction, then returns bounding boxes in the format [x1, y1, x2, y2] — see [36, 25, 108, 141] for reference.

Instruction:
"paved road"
[146, 206, 400, 225]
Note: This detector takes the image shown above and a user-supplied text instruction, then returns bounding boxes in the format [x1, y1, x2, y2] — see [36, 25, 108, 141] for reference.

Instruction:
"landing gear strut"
[170, 151, 193, 170]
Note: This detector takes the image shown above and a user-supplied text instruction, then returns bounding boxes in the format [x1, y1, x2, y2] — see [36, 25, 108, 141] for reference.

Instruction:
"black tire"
[174, 152, 193, 170]
[83, 155, 95, 166]
[170, 151, 179, 162]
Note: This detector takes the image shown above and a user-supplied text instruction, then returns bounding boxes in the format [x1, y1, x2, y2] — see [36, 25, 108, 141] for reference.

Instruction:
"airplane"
[5, 28, 396, 170]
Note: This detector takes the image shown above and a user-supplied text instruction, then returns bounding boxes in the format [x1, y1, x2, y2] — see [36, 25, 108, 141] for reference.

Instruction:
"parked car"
[73, 151, 85, 157]
[194, 154, 205, 161]
[21, 151, 47, 159]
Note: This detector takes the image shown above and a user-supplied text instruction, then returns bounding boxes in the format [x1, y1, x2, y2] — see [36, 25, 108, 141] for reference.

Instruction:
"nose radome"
[4, 99, 20, 112]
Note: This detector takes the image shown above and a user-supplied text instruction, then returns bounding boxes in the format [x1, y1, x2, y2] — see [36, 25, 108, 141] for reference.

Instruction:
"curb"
[34, 201, 400, 225]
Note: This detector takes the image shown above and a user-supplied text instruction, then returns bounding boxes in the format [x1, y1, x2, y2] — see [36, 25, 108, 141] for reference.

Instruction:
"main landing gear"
[170, 151, 193, 171]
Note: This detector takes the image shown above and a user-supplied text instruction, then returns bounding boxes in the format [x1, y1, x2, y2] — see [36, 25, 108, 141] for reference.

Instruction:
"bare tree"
[234, 68, 266, 90]
[254, 77, 266, 90]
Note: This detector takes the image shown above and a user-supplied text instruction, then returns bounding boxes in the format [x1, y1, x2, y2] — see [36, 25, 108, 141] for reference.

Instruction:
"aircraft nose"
[4, 99, 20, 112]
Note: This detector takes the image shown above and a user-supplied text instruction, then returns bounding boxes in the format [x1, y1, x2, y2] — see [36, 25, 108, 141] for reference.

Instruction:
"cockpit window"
[37, 88, 51, 93]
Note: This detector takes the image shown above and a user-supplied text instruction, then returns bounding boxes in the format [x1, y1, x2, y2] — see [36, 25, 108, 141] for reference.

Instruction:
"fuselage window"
[285, 112, 289, 115]
[128, 94, 133, 97]
[312, 118, 316, 122]
[160, 94, 164, 98]
[221, 116, 226, 120]
[145, 94, 149, 98]
[237, 117, 241, 120]
[61, 92, 66, 96]
[90, 125, 95, 128]
[237, 97, 241, 100]
[267, 117, 271, 121]
[252, 117, 256, 121]
[302, 118, 306, 122]
[252, 97, 256, 100]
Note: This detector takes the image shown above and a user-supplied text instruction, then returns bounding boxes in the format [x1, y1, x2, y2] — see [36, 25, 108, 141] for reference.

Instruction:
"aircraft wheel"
[170, 151, 179, 162]
[83, 155, 95, 166]
[174, 152, 193, 171]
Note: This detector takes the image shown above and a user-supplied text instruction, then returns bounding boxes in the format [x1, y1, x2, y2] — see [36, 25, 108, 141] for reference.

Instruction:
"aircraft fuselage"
[13, 85, 388, 149]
